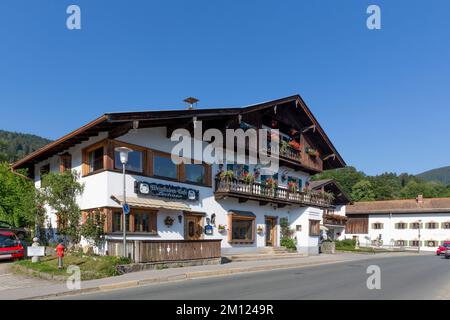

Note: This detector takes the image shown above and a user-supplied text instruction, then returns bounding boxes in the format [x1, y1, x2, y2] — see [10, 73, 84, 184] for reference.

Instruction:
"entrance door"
[265, 217, 276, 247]
[184, 215, 203, 240]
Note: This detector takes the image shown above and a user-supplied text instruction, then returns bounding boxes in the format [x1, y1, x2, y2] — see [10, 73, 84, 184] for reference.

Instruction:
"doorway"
[265, 217, 277, 247]
[184, 214, 204, 240]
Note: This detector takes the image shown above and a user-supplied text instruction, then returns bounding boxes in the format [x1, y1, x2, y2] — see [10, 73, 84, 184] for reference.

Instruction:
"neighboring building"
[345, 195, 450, 251]
[309, 179, 350, 241]
[12, 95, 347, 257]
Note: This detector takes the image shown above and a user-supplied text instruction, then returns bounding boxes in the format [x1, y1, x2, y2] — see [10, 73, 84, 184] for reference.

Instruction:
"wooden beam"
[108, 122, 133, 139]
[302, 125, 316, 133]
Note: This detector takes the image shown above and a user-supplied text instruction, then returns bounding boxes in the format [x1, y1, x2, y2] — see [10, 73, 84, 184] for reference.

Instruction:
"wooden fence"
[107, 239, 222, 263]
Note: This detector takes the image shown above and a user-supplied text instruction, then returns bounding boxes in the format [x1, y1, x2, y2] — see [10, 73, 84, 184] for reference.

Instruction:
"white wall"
[33, 126, 323, 252]
[345, 213, 450, 251]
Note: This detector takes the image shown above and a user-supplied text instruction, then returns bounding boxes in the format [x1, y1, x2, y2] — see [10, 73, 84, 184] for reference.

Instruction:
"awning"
[320, 225, 329, 231]
[228, 210, 256, 218]
[111, 195, 190, 211]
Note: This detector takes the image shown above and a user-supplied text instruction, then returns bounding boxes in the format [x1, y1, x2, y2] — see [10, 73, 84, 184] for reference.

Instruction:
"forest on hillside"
[0, 130, 51, 163]
[312, 167, 450, 202]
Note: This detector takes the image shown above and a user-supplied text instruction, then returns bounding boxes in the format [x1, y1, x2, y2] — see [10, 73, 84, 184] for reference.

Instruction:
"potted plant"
[288, 181, 298, 193]
[280, 140, 289, 155]
[288, 140, 302, 151]
[218, 224, 227, 233]
[219, 170, 234, 181]
[305, 147, 319, 157]
[243, 172, 255, 184]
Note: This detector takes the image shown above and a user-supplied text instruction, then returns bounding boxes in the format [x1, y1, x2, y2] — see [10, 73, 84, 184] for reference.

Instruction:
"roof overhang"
[11, 94, 346, 172]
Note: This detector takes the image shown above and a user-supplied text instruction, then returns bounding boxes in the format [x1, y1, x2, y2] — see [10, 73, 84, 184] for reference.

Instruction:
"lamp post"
[115, 147, 132, 258]
[418, 219, 422, 254]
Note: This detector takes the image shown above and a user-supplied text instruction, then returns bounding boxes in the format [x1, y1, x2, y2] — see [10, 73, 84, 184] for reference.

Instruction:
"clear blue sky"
[0, 0, 449, 175]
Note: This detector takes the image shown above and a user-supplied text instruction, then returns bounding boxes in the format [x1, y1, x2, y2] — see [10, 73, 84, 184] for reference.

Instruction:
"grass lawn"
[335, 246, 390, 253]
[14, 253, 130, 280]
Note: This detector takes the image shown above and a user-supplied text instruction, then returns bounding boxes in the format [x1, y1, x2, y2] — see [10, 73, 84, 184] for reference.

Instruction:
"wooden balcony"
[215, 178, 333, 208]
[263, 141, 323, 174]
[323, 214, 348, 226]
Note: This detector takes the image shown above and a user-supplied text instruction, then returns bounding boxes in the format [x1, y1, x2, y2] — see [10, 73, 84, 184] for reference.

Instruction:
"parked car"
[0, 231, 24, 261]
[0, 221, 28, 240]
[436, 241, 450, 255]
[445, 249, 450, 259]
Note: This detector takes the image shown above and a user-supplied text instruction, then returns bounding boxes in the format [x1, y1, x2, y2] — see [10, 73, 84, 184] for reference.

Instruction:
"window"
[372, 223, 384, 230]
[153, 154, 177, 179]
[232, 219, 254, 241]
[59, 154, 72, 173]
[88, 146, 104, 173]
[133, 210, 156, 233]
[115, 149, 143, 173]
[409, 240, 421, 247]
[395, 222, 407, 229]
[227, 164, 249, 180]
[426, 222, 439, 229]
[40, 164, 50, 187]
[410, 222, 423, 229]
[185, 164, 205, 184]
[442, 222, 450, 229]
[112, 211, 130, 232]
[426, 240, 438, 247]
[396, 240, 406, 246]
[309, 220, 320, 236]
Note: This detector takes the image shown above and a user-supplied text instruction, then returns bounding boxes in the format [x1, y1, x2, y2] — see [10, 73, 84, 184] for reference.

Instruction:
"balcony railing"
[215, 178, 333, 208]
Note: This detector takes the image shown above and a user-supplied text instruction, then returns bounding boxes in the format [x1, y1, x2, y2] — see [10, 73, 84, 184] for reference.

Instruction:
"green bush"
[281, 237, 297, 250]
[335, 239, 356, 249]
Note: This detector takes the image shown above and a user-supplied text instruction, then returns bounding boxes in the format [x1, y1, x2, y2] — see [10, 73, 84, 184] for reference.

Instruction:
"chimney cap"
[184, 97, 199, 105]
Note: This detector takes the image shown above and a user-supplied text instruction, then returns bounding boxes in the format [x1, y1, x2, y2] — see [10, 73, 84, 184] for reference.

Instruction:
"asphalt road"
[63, 254, 450, 300]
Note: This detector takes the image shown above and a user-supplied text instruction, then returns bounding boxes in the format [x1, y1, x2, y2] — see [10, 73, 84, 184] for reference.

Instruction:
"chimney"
[416, 194, 424, 206]
[184, 97, 199, 110]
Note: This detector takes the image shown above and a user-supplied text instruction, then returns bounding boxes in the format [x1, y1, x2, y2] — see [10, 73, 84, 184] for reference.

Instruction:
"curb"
[28, 258, 351, 300]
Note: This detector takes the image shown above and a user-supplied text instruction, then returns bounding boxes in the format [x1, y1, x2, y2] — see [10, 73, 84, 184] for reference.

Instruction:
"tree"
[351, 180, 376, 201]
[312, 166, 366, 198]
[400, 180, 449, 199]
[39, 170, 84, 244]
[0, 163, 36, 227]
[80, 209, 106, 247]
[368, 173, 402, 200]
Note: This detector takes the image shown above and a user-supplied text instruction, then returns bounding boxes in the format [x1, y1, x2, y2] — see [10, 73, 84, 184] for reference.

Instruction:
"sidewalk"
[0, 251, 420, 300]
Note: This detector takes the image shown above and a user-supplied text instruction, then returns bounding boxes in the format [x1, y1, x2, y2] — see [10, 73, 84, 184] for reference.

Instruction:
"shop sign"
[135, 181, 199, 201]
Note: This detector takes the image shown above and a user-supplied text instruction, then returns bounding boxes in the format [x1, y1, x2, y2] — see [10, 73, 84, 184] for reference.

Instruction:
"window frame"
[395, 222, 407, 229]
[59, 154, 72, 173]
[112, 141, 147, 175]
[372, 222, 384, 230]
[425, 222, 439, 229]
[82, 140, 108, 176]
[227, 214, 255, 244]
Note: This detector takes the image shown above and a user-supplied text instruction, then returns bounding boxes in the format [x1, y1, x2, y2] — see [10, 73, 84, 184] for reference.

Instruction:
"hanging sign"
[135, 181, 199, 201]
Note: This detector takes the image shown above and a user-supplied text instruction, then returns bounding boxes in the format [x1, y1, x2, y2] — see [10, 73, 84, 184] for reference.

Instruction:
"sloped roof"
[347, 197, 450, 214]
[11, 94, 346, 171]
[309, 179, 352, 205]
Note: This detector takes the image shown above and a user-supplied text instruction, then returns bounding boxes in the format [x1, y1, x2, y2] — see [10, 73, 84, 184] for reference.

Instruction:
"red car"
[0, 231, 24, 261]
[436, 241, 450, 255]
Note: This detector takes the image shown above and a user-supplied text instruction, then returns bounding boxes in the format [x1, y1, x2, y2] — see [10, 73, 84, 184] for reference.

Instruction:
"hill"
[416, 166, 450, 186]
[0, 130, 51, 163]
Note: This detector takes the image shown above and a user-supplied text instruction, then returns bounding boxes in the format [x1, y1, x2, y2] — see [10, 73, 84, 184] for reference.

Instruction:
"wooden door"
[265, 217, 276, 247]
[184, 215, 203, 240]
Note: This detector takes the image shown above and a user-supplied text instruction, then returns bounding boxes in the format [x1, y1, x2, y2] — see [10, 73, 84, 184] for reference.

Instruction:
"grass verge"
[14, 253, 131, 280]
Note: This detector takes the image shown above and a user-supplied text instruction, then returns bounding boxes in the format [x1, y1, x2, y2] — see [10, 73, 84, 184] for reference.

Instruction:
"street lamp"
[115, 146, 132, 258]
